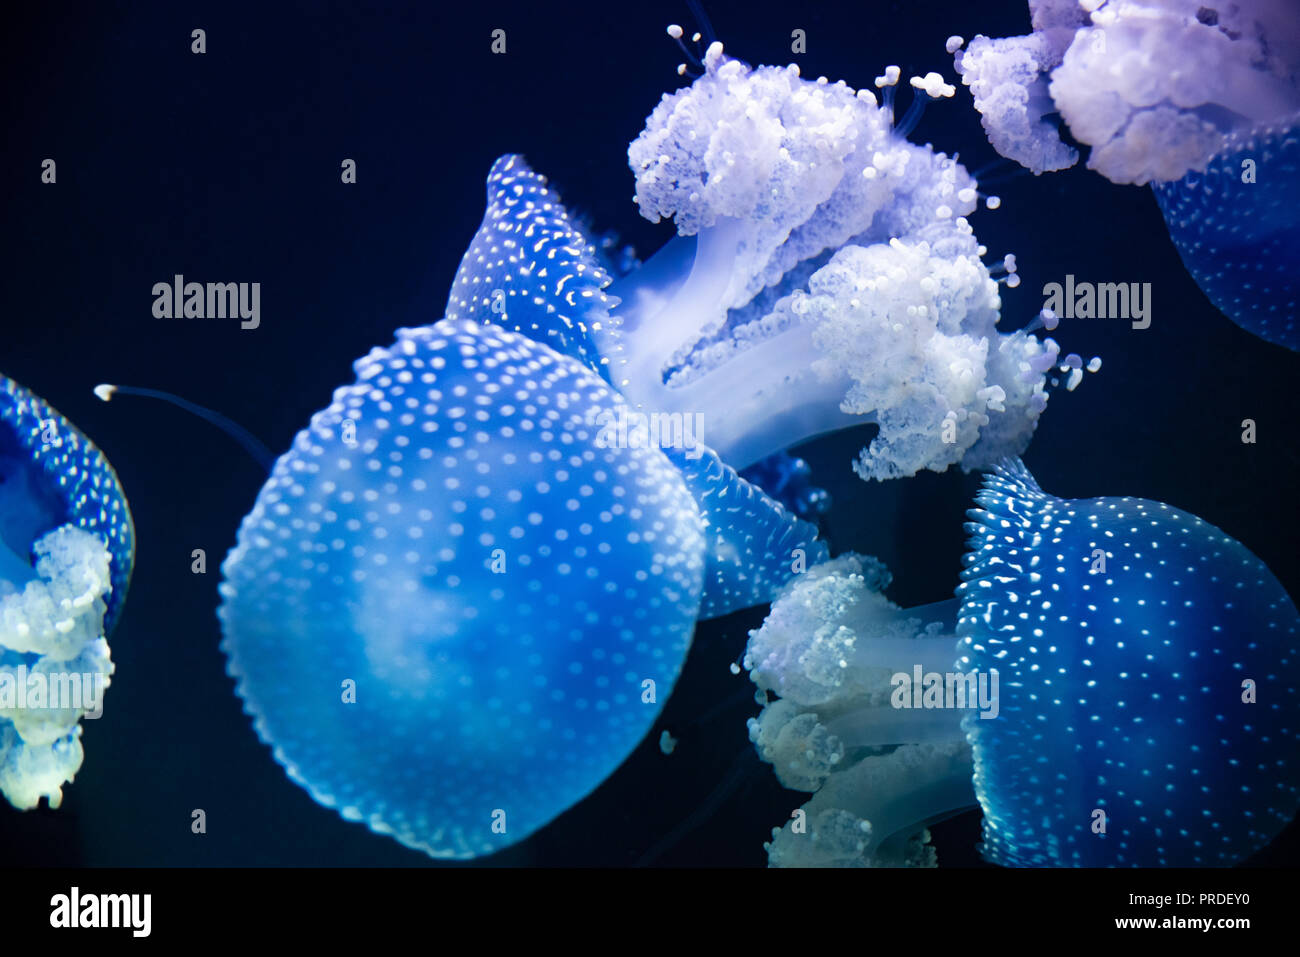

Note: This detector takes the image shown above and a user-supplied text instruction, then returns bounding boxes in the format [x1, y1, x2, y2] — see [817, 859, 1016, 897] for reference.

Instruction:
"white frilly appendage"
[802, 235, 1056, 481]
[955, 30, 1081, 174]
[0, 525, 114, 810]
[608, 44, 1061, 479]
[744, 554, 978, 866]
[958, 0, 1300, 185]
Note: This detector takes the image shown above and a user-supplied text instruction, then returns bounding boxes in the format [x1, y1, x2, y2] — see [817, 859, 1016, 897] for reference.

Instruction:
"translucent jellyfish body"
[220, 318, 799, 858]
[955, 0, 1300, 349]
[0, 374, 133, 809]
[746, 460, 1300, 866]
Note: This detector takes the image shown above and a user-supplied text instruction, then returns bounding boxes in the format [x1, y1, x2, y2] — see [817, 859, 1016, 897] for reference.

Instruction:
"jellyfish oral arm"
[600, 41, 1078, 482]
[748, 577, 968, 751]
[762, 741, 977, 868]
[609, 226, 1060, 481]
[816, 595, 975, 747]
[455, 35, 1081, 484]
[0, 524, 114, 810]
[610, 226, 742, 389]
[745, 555, 988, 866]
[822, 699, 964, 748]
[609, 254, 861, 466]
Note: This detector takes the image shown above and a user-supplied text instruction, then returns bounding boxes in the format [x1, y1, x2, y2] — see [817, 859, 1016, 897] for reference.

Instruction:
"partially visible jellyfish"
[450, 39, 1093, 486]
[0, 374, 134, 810]
[746, 459, 1300, 866]
[954, 0, 1300, 349]
[955, 0, 1299, 184]
[1048, 0, 1298, 186]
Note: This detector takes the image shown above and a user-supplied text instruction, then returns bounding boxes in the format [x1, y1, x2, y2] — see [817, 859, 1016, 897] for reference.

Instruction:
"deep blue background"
[2, 0, 1296, 866]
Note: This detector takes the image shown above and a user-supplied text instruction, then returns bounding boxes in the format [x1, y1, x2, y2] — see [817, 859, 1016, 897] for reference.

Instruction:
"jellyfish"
[954, 0, 1300, 349]
[450, 40, 1092, 488]
[0, 374, 134, 810]
[217, 315, 831, 858]
[746, 459, 1300, 866]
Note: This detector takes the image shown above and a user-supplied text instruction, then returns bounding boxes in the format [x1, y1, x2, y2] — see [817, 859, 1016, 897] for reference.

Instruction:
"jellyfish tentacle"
[95, 383, 274, 469]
